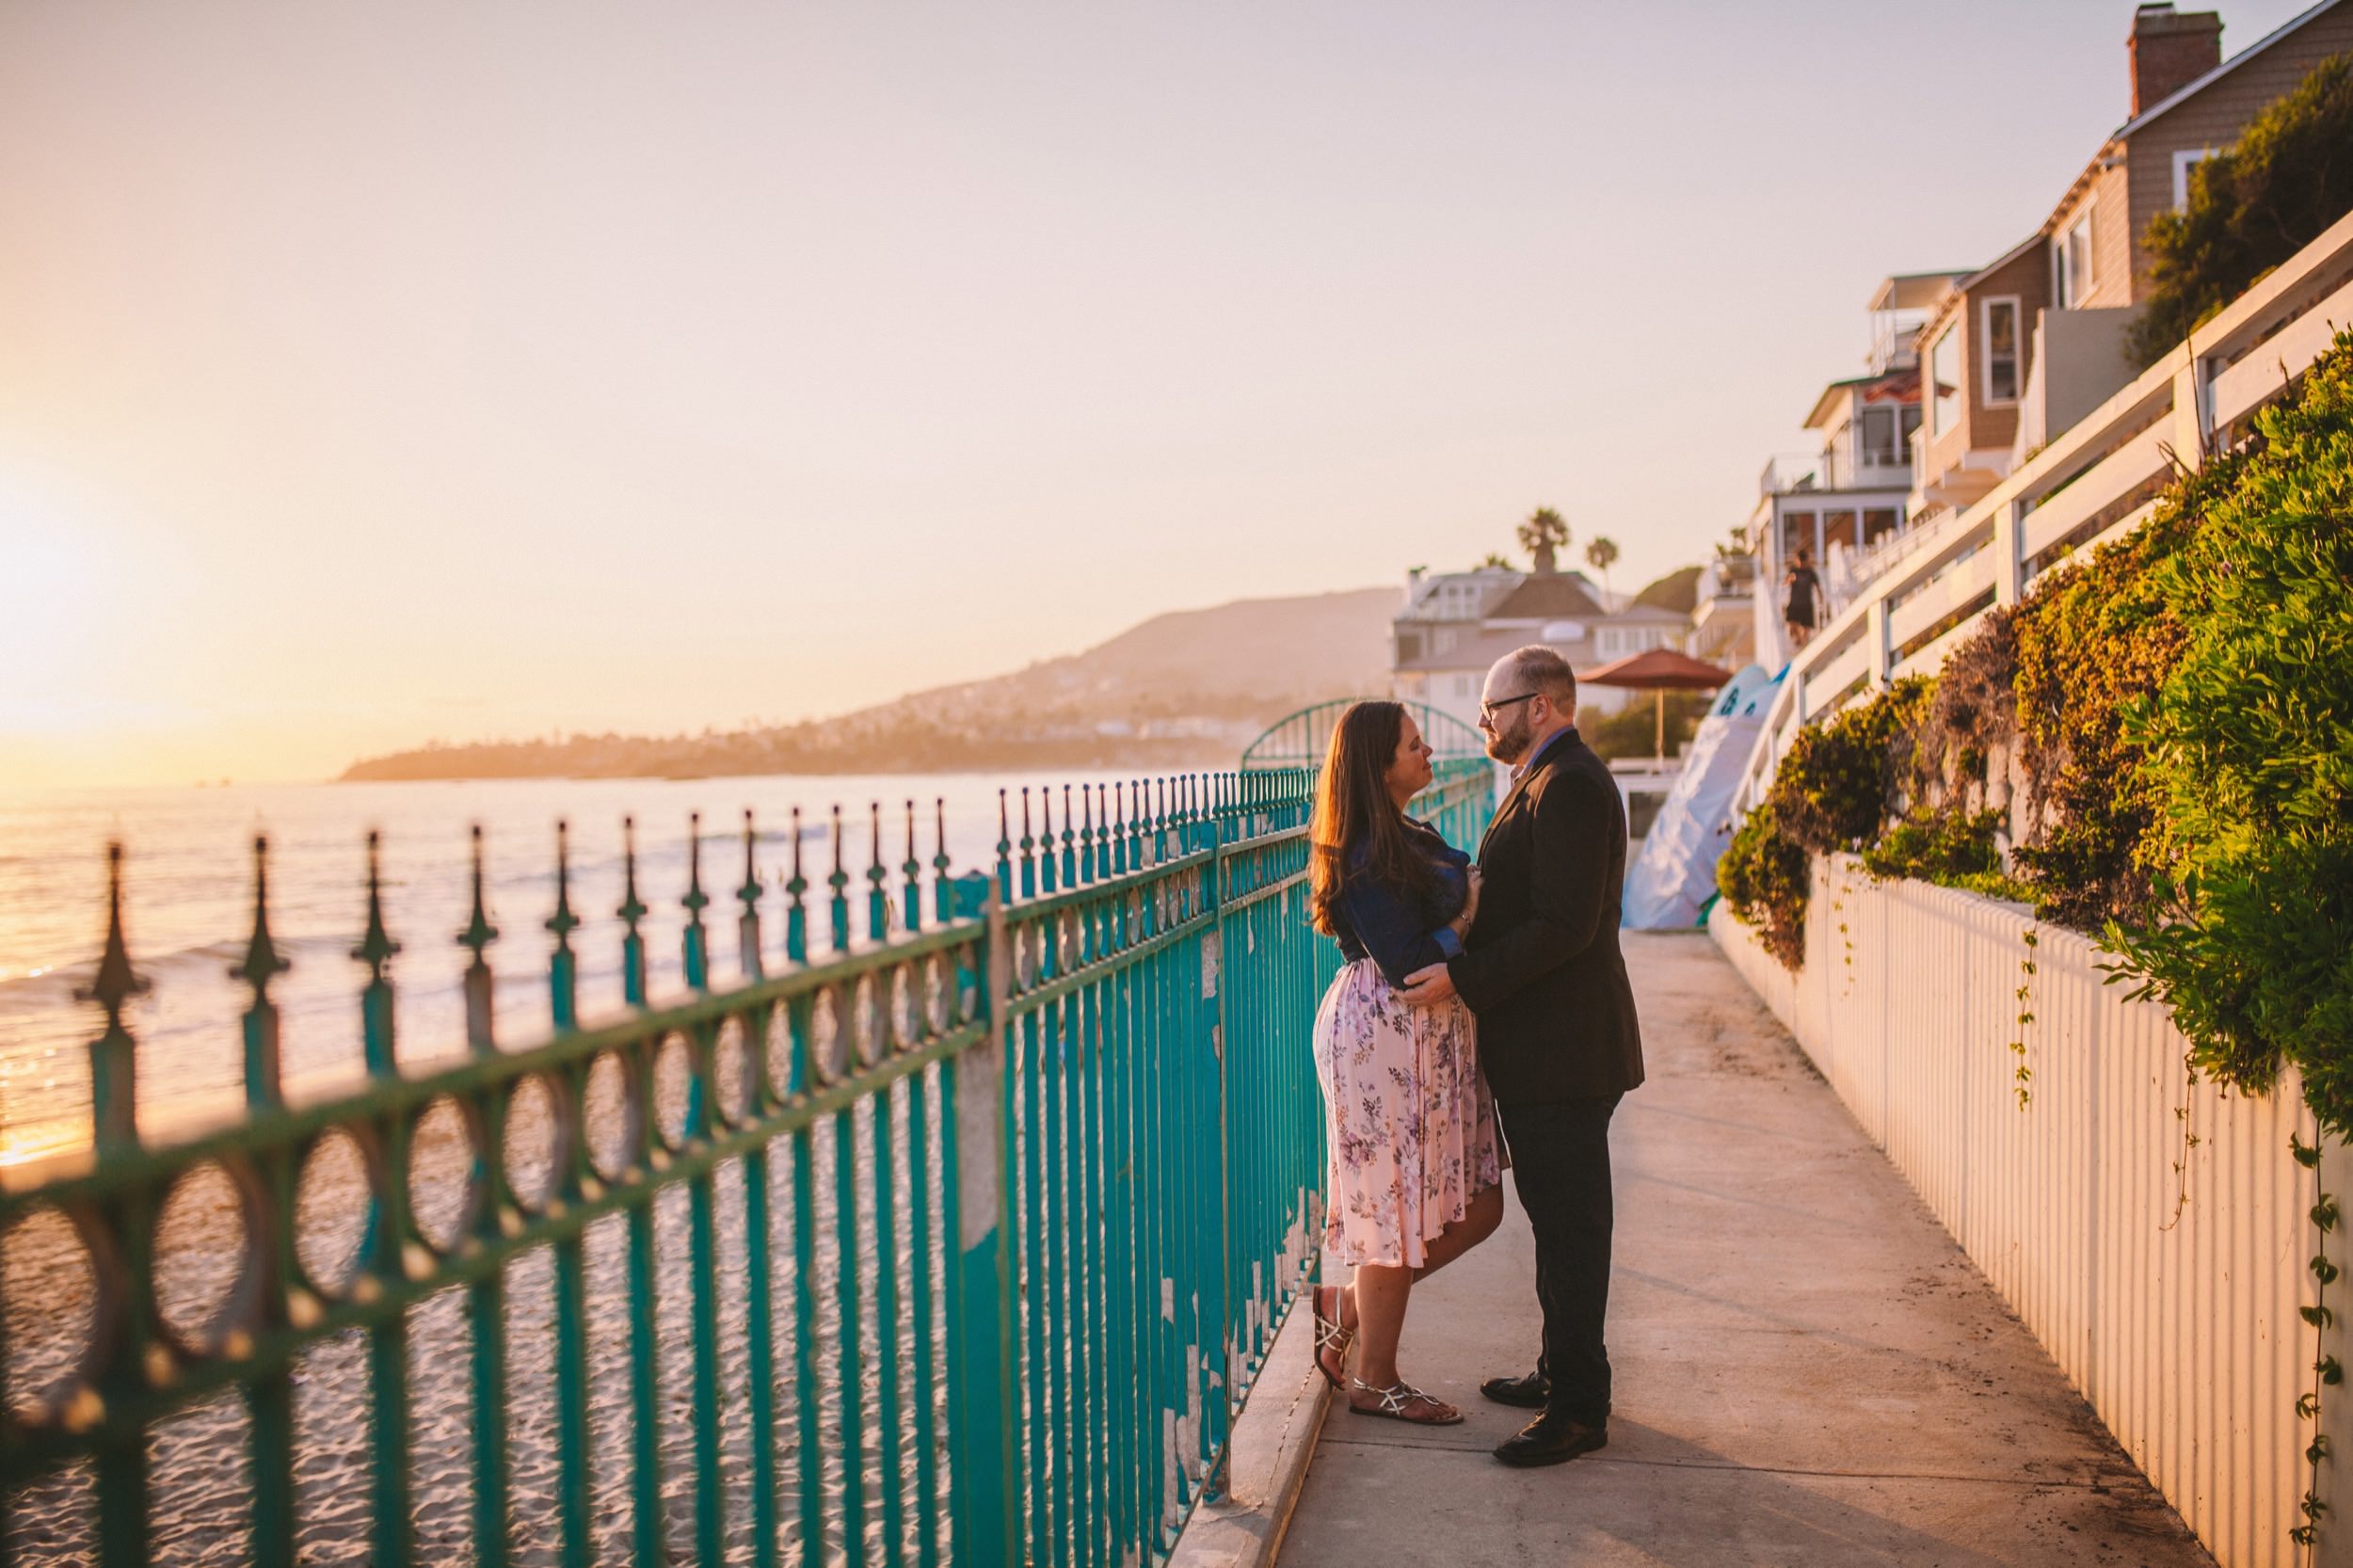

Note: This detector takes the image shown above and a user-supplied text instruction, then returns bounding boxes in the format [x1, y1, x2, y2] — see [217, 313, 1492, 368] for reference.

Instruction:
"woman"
[1305, 701, 1504, 1425]
[1784, 546, 1822, 651]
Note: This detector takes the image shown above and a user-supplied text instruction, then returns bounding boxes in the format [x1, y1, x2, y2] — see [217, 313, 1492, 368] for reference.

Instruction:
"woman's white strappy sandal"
[1346, 1377, 1464, 1426]
[1310, 1284, 1354, 1390]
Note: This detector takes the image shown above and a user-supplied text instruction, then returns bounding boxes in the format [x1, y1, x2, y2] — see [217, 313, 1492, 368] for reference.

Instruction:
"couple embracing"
[1305, 645, 1645, 1468]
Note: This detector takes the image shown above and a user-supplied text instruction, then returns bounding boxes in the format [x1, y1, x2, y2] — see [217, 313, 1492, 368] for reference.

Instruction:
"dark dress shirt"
[1331, 817, 1472, 989]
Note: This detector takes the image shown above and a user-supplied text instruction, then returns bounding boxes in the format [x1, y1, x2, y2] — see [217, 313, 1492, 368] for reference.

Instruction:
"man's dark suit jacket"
[1447, 728, 1646, 1105]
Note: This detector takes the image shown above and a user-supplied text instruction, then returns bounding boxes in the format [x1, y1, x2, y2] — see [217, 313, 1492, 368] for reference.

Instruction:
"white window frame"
[1980, 295, 2022, 408]
[2057, 200, 2096, 309]
[1928, 325, 1961, 437]
[2172, 147, 2217, 212]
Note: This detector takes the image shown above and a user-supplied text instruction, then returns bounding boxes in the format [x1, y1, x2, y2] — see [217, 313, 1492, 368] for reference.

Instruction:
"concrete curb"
[1167, 1288, 1332, 1568]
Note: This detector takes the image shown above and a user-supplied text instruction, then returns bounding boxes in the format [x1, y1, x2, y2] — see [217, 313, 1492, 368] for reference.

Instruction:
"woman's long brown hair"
[1309, 701, 1439, 936]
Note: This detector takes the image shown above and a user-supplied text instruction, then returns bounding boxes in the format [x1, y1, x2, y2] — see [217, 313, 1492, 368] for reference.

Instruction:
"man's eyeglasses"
[1478, 692, 1542, 725]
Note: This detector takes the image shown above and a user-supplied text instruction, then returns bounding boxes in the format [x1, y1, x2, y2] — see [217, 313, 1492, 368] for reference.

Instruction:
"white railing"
[1712, 863, 2336, 1568]
[1734, 208, 2353, 815]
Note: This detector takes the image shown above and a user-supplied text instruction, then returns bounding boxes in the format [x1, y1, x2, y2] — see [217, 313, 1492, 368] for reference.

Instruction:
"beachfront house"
[1747, 272, 1958, 668]
[1749, 1, 2353, 670]
[1911, 3, 2353, 535]
[1390, 562, 1691, 737]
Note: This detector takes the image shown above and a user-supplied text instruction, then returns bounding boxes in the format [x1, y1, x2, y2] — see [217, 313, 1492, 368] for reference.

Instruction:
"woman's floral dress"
[1313, 956, 1501, 1269]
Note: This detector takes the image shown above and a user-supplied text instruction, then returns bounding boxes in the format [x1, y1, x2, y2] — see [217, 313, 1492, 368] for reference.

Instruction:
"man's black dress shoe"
[1479, 1371, 1550, 1409]
[1494, 1413, 1608, 1467]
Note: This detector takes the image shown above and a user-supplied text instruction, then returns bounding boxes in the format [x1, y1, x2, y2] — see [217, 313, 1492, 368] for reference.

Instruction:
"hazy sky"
[0, 1, 2314, 786]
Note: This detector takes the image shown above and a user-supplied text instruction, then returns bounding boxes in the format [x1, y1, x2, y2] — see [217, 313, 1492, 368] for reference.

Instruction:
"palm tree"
[1585, 536, 1620, 601]
[1478, 552, 1513, 569]
[1516, 507, 1570, 575]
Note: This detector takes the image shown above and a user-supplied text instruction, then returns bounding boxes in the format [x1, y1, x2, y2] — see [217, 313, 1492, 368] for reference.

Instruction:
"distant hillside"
[340, 587, 1399, 780]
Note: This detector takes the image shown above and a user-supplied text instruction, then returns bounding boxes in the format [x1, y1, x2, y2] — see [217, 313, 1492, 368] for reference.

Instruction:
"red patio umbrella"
[1576, 648, 1734, 761]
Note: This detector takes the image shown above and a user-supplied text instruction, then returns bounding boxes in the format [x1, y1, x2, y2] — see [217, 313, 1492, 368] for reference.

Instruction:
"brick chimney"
[2130, 5, 2223, 116]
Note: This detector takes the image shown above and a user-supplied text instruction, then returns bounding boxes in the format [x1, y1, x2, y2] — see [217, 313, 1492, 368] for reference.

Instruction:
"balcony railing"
[1757, 454, 1822, 498]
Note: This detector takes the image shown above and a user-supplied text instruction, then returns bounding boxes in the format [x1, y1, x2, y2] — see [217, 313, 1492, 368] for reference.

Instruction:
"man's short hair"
[1501, 645, 1577, 712]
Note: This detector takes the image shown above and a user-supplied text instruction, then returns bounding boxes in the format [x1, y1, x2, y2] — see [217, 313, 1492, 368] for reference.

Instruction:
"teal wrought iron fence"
[2, 760, 1494, 1567]
[1240, 699, 1491, 770]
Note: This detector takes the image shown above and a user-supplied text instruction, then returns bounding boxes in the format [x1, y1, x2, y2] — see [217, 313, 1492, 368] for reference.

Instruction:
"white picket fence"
[1735, 207, 2353, 814]
[1710, 860, 2345, 1568]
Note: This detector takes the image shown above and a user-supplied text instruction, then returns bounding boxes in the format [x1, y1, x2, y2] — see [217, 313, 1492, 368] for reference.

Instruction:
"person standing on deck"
[1784, 547, 1824, 651]
[1402, 645, 1645, 1467]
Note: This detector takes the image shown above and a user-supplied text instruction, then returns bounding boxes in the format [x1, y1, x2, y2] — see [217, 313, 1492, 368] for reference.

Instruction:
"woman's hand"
[1449, 868, 1482, 938]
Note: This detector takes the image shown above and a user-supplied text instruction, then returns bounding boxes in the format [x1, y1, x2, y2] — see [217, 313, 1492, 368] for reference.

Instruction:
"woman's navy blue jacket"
[1332, 817, 1472, 989]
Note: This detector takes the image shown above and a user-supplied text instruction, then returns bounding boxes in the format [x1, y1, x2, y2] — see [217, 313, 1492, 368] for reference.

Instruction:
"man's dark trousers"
[1500, 1094, 1622, 1426]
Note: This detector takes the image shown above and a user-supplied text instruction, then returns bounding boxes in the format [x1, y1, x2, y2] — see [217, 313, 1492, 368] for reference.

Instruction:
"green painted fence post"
[949, 878, 1019, 1567]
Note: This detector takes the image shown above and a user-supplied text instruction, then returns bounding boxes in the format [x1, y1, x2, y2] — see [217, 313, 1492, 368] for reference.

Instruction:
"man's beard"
[1485, 712, 1533, 764]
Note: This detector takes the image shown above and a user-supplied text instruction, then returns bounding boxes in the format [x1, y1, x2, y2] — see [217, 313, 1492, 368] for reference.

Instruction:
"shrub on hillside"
[1717, 679, 1932, 968]
[1769, 678, 1935, 856]
[2006, 493, 2196, 930]
[1719, 805, 1810, 968]
[2113, 329, 2353, 1131]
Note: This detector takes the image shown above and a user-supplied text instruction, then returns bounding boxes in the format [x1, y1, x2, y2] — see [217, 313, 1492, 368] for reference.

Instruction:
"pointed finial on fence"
[1018, 786, 1037, 899]
[1060, 784, 1078, 887]
[682, 811, 711, 990]
[903, 799, 924, 931]
[547, 821, 581, 1032]
[456, 824, 499, 1049]
[79, 843, 149, 1151]
[84, 843, 148, 1026]
[547, 822, 581, 947]
[867, 800, 889, 941]
[357, 830, 402, 977]
[1080, 782, 1096, 883]
[737, 809, 765, 980]
[354, 831, 403, 1073]
[232, 834, 292, 1108]
[1038, 787, 1058, 895]
[995, 789, 1014, 903]
[682, 812, 710, 913]
[828, 804, 851, 953]
[738, 809, 763, 916]
[1112, 781, 1129, 874]
[931, 797, 952, 921]
[618, 815, 648, 1007]
[785, 807, 809, 964]
[235, 834, 292, 998]
[458, 825, 499, 960]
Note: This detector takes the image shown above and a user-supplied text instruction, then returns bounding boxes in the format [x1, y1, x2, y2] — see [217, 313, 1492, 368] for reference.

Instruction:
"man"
[1402, 645, 1644, 1467]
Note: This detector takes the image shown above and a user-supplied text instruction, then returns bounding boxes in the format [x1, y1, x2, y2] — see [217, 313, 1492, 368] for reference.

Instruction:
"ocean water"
[0, 771, 1147, 1164]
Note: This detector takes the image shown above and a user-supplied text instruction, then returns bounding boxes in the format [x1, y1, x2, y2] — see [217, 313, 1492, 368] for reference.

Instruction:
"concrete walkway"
[1280, 931, 2216, 1568]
